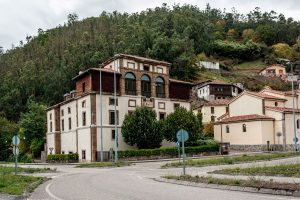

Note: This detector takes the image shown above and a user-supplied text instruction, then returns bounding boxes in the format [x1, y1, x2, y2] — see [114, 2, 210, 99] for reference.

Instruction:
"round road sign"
[176, 129, 189, 142]
[12, 136, 20, 146]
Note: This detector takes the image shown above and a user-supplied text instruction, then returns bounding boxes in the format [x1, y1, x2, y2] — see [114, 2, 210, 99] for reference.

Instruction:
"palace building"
[46, 54, 194, 162]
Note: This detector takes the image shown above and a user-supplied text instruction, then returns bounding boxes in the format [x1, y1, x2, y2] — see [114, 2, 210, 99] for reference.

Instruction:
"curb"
[154, 178, 300, 197]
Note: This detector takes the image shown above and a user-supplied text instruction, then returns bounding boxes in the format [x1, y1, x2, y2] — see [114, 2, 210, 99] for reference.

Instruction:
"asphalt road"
[27, 161, 300, 200]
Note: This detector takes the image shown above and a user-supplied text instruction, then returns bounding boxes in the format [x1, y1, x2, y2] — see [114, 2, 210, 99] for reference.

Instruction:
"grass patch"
[0, 174, 46, 195]
[163, 175, 300, 192]
[76, 161, 131, 168]
[212, 163, 300, 177]
[162, 152, 300, 168]
[232, 59, 267, 70]
[0, 166, 55, 174]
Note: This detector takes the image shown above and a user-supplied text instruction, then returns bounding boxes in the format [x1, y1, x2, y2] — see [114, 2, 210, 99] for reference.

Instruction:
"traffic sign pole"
[14, 135, 17, 175]
[181, 130, 186, 175]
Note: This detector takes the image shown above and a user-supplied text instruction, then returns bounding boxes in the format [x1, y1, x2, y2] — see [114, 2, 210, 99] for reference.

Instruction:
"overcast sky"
[0, 0, 299, 50]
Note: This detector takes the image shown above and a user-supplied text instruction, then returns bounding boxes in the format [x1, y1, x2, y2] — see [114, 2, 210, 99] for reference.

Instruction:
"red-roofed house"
[214, 88, 300, 151]
[46, 54, 193, 162]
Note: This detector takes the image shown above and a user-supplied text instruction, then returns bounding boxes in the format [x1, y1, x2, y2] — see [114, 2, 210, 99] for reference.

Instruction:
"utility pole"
[99, 64, 103, 162]
[290, 62, 298, 151]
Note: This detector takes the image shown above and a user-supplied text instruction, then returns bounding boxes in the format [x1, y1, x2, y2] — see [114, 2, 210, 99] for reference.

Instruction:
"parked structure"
[46, 54, 194, 162]
[194, 81, 243, 101]
[198, 61, 220, 71]
[259, 65, 287, 79]
[214, 87, 300, 151]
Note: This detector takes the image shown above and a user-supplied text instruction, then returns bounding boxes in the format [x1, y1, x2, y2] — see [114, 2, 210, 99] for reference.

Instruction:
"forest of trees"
[0, 4, 300, 123]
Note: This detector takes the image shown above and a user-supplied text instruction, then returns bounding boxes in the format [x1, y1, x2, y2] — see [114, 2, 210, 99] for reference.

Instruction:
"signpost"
[176, 129, 189, 175]
[12, 135, 20, 175]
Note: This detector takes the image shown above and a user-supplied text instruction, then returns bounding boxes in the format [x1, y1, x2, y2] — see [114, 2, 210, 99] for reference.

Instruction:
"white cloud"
[0, 0, 299, 50]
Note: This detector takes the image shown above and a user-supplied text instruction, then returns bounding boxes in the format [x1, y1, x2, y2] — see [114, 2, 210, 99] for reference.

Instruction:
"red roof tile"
[246, 91, 287, 100]
[204, 99, 230, 106]
[216, 114, 274, 124]
[169, 78, 194, 85]
[265, 106, 300, 113]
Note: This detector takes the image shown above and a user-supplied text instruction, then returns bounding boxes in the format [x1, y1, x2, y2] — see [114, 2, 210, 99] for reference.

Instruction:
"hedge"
[47, 153, 79, 162]
[118, 144, 219, 158]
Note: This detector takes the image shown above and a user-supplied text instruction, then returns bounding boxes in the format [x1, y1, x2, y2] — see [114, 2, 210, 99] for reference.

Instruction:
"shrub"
[118, 143, 219, 158]
[47, 153, 79, 162]
[162, 107, 202, 145]
[122, 107, 163, 149]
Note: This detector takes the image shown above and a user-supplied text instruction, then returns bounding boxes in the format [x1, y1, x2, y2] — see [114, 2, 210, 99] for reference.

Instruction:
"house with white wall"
[214, 88, 300, 151]
[46, 54, 194, 162]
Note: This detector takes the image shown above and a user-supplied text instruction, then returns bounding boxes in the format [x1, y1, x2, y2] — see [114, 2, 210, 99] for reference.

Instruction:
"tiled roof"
[102, 54, 171, 66]
[259, 86, 297, 96]
[169, 78, 194, 85]
[72, 68, 121, 80]
[196, 80, 235, 87]
[204, 99, 230, 106]
[246, 91, 287, 101]
[265, 106, 300, 113]
[216, 114, 274, 124]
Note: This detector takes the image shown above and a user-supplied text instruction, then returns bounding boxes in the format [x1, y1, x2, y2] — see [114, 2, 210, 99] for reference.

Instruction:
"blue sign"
[176, 129, 189, 142]
[176, 141, 180, 147]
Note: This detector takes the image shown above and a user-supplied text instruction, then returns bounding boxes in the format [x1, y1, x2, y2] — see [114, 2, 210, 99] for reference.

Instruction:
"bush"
[118, 143, 219, 158]
[162, 107, 202, 145]
[122, 107, 163, 149]
[47, 153, 79, 162]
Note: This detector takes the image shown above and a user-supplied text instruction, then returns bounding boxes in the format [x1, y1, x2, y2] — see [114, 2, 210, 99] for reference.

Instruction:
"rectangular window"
[49, 114, 52, 120]
[82, 112, 86, 126]
[62, 119, 64, 131]
[159, 113, 166, 120]
[226, 107, 229, 113]
[50, 122, 52, 132]
[82, 82, 86, 93]
[109, 97, 118, 106]
[109, 111, 119, 125]
[211, 116, 215, 122]
[226, 125, 230, 133]
[242, 124, 247, 132]
[144, 65, 150, 71]
[82, 100, 86, 108]
[68, 107, 71, 114]
[82, 150, 86, 159]
[68, 117, 71, 130]
[297, 120, 299, 129]
[61, 109, 64, 116]
[111, 129, 116, 140]
[174, 103, 180, 110]
[211, 107, 215, 114]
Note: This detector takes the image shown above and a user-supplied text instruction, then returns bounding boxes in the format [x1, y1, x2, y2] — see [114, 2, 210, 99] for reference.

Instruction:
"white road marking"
[45, 182, 64, 200]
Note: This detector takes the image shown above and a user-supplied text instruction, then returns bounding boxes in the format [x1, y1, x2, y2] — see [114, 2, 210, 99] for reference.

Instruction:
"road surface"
[28, 161, 299, 200]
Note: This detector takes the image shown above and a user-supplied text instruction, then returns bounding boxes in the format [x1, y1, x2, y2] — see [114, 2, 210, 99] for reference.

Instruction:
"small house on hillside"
[194, 81, 243, 101]
[259, 65, 287, 78]
[198, 61, 220, 71]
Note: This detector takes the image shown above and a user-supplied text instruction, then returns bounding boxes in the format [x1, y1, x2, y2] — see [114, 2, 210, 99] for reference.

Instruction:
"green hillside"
[0, 4, 300, 121]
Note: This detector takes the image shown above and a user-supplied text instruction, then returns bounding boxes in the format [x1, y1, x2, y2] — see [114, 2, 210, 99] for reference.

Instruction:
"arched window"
[242, 124, 247, 132]
[125, 72, 136, 95]
[156, 76, 165, 98]
[226, 125, 230, 133]
[141, 74, 151, 98]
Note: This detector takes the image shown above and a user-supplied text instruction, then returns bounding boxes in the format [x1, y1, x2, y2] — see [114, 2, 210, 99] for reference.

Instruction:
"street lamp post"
[99, 64, 104, 162]
[289, 61, 298, 151]
[113, 56, 118, 162]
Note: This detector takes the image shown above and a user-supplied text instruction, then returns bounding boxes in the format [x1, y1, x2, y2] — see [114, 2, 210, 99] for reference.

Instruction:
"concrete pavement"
[24, 160, 300, 200]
